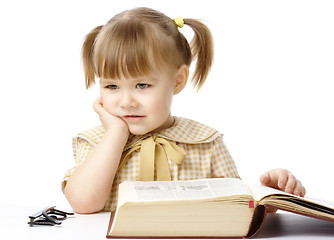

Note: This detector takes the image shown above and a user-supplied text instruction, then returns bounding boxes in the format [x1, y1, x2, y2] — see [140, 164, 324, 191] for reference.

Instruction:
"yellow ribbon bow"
[117, 136, 186, 181]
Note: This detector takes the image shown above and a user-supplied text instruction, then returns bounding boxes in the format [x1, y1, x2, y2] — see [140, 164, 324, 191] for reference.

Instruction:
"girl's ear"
[173, 65, 189, 95]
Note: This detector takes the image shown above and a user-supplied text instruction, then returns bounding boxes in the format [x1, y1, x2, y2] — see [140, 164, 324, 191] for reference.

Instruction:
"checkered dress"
[62, 116, 240, 211]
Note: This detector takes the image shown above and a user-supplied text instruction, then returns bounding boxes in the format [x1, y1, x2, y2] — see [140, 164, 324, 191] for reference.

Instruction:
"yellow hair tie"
[174, 16, 184, 28]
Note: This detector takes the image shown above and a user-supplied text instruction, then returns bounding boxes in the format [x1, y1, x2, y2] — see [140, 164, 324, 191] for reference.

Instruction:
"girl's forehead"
[99, 72, 162, 83]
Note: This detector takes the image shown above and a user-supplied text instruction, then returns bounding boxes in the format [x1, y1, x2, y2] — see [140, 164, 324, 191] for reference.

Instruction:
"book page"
[205, 178, 252, 197]
[118, 178, 252, 203]
[247, 184, 294, 201]
[305, 197, 334, 209]
[248, 184, 334, 210]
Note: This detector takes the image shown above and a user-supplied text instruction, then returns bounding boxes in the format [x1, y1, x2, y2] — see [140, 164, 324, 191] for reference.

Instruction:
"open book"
[106, 178, 334, 238]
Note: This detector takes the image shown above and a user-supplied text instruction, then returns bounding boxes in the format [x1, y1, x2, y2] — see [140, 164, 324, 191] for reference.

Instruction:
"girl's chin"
[129, 126, 161, 136]
[128, 127, 151, 136]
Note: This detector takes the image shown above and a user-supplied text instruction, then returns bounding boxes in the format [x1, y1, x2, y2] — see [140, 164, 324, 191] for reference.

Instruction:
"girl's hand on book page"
[93, 98, 129, 136]
[260, 168, 306, 197]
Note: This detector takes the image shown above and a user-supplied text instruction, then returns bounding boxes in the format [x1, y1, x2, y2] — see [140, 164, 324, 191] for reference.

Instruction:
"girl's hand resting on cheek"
[260, 168, 306, 197]
[93, 98, 129, 135]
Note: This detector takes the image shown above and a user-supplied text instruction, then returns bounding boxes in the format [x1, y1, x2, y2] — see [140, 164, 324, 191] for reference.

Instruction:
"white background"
[0, 0, 333, 209]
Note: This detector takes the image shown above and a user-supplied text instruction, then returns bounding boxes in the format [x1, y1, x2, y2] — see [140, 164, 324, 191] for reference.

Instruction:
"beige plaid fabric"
[62, 116, 240, 211]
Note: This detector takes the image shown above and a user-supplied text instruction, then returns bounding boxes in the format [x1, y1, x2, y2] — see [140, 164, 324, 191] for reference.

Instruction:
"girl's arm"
[64, 98, 129, 213]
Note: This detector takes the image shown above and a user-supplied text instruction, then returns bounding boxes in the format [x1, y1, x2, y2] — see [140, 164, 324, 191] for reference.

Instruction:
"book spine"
[245, 204, 267, 238]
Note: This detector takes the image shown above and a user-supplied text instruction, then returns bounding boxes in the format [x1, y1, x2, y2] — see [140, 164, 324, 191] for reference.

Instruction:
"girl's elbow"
[64, 187, 105, 214]
[71, 201, 104, 214]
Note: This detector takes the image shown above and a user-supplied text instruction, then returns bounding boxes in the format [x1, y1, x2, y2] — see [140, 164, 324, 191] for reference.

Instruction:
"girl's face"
[99, 68, 178, 135]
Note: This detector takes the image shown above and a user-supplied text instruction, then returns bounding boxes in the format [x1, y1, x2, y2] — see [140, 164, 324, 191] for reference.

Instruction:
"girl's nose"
[120, 92, 138, 108]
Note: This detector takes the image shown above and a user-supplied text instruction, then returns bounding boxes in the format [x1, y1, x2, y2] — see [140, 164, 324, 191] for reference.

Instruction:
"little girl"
[62, 7, 306, 213]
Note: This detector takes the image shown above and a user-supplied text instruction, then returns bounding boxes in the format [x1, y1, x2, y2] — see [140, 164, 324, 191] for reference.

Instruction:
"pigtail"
[82, 25, 104, 89]
[183, 19, 213, 90]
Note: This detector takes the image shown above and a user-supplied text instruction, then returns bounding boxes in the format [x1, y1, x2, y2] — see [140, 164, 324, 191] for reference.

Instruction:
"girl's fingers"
[277, 169, 288, 190]
[260, 172, 271, 185]
[93, 98, 106, 115]
[284, 172, 297, 194]
[294, 180, 306, 197]
[260, 169, 306, 197]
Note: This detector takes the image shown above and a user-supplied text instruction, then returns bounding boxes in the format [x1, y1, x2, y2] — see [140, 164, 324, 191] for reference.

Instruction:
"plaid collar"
[76, 116, 221, 151]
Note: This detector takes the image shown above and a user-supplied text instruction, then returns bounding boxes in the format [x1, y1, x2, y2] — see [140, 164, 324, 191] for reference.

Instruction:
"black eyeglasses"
[28, 206, 74, 226]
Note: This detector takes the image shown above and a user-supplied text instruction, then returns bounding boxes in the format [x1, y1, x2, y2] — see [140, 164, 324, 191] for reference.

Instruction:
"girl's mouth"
[124, 115, 144, 118]
[124, 115, 145, 122]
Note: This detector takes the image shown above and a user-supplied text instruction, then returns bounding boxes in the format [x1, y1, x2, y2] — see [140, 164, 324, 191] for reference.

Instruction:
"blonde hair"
[82, 7, 213, 90]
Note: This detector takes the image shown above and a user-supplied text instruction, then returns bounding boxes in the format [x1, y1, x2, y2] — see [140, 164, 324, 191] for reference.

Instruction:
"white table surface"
[1, 204, 334, 240]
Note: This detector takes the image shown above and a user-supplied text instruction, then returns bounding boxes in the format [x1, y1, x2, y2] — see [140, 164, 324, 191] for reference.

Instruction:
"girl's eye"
[106, 85, 118, 90]
[136, 83, 150, 89]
